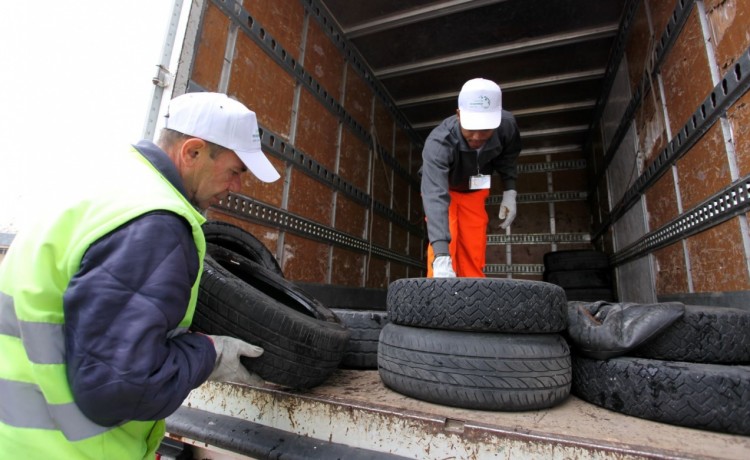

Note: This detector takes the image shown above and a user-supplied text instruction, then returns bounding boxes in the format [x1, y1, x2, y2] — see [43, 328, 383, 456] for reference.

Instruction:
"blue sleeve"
[64, 212, 216, 427]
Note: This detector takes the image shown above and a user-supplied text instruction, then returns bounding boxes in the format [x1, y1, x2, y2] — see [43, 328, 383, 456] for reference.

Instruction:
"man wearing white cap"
[0, 92, 279, 458]
[421, 78, 521, 278]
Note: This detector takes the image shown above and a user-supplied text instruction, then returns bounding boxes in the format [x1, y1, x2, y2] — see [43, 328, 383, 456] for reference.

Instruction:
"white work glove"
[432, 255, 457, 278]
[207, 335, 264, 385]
[498, 190, 518, 229]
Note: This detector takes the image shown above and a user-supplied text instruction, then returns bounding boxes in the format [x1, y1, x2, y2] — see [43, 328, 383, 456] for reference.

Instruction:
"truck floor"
[171, 369, 750, 459]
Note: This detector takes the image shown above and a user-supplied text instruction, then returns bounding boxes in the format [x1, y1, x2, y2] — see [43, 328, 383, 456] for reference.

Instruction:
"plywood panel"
[373, 101, 394, 154]
[409, 233, 425, 260]
[238, 168, 285, 208]
[394, 130, 414, 174]
[728, 90, 750, 177]
[365, 257, 388, 289]
[648, 0, 680, 46]
[287, 170, 333, 225]
[517, 171, 548, 194]
[370, 214, 390, 248]
[552, 169, 588, 191]
[192, 3, 230, 91]
[331, 247, 364, 286]
[334, 195, 366, 238]
[343, 65, 372, 130]
[502, 202, 548, 233]
[645, 172, 679, 231]
[229, 33, 295, 137]
[705, 0, 750, 71]
[303, 13, 345, 98]
[625, 0, 651, 92]
[660, 10, 714, 135]
[280, 233, 328, 282]
[636, 84, 668, 166]
[687, 219, 750, 291]
[512, 244, 548, 266]
[676, 123, 731, 210]
[295, 90, 339, 171]
[555, 201, 592, 233]
[242, 0, 304, 59]
[391, 225, 408, 255]
[654, 241, 688, 296]
[338, 128, 370, 191]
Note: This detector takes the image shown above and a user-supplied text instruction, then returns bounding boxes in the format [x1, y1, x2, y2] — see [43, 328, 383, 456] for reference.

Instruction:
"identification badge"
[469, 174, 491, 190]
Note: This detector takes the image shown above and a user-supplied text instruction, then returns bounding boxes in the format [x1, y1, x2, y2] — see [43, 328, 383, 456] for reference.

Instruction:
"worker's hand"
[498, 190, 517, 229]
[207, 335, 264, 385]
[432, 255, 457, 278]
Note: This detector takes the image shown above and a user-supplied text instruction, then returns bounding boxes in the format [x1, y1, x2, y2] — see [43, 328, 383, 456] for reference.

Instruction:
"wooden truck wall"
[173, 0, 750, 308]
[588, 0, 750, 306]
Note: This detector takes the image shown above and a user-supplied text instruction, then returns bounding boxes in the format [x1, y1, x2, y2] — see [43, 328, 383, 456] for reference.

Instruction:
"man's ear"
[456, 108, 461, 120]
[180, 138, 207, 165]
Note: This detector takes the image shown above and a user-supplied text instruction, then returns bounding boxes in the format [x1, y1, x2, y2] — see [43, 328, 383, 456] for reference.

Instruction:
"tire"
[631, 305, 750, 363]
[543, 250, 609, 271]
[203, 220, 283, 276]
[572, 355, 750, 435]
[387, 278, 567, 333]
[332, 309, 388, 369]
[544, 269, 612, 289]
[193, 250, 350, 389]
[378, 324, 572, 411]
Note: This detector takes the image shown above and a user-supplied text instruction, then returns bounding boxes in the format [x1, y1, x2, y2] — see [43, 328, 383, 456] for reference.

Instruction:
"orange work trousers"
[426, 188, 489, 278]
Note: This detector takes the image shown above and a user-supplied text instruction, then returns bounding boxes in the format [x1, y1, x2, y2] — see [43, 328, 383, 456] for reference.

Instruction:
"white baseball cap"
[164, 92, 281, 183]
[457, 78, 502, 130]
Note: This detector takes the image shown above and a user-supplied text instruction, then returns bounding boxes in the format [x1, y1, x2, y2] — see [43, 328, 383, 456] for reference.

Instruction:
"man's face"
[456, 109, 494, 150]
[186, 146, 247, 211]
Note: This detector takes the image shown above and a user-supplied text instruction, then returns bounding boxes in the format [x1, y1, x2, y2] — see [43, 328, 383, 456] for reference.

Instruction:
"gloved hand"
[432, 255, 456, 278]
[207, 335, 264, 385]
[498, 190, 517, 229]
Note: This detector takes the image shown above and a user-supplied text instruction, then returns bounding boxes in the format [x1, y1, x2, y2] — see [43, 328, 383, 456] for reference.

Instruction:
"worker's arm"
[64, 211, 216, 427]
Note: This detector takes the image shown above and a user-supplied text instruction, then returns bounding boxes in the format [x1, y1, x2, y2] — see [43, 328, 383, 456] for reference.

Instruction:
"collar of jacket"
[132, 140, 190, 201]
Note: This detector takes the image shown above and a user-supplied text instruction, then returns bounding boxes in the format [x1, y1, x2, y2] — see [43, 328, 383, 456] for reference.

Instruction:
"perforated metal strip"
[217, 193, 424, 269]
[612, 175, 750, 266]
[595, 44, 750, 241]
[487, 233, 591, 245]
[518, 159, 587, 174]
[486, 191, 587, 205]
[209, 0, 419, 188]
[258, 126, 424, 237]
[484, 264, 545, 275]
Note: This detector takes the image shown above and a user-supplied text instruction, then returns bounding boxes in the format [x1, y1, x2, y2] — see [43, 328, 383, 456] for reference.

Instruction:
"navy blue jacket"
[63, 140, 216, 427]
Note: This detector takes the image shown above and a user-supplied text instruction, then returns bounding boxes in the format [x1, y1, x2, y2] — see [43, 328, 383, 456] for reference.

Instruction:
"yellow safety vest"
[0, 146, 206, 459]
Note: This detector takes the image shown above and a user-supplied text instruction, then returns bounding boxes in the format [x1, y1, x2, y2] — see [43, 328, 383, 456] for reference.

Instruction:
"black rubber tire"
[378, 324, 572, 411]
[543, 250, 609, 271]
[387, 278, 567, 333]
[203, 220, 283, 276]
[544, 269, 612, 289]
[572, 355, 750, 435]
[631, 305, 750, 363]
[193, 251, 350, 389]
[332, 309, 388, 369]
[564, 288, 616, 302]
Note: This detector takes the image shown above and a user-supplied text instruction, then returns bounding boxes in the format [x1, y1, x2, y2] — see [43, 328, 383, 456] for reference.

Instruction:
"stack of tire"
[572, 304, 750, 435]
[543, 249, 615, 302]
[377, 277, 572, 411]
[191, 221, 350, 389]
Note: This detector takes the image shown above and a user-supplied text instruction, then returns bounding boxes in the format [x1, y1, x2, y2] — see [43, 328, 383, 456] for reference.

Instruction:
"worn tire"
[387, 278, 566, 333]
[572, 355, 750, 435]
[378, 324, 572, 411]
[203, 220, 283, 276]
[631, 305, 750, 363]
[332, 309, 388, 369]
[193, 249, 349, 389]
[543, 250, 609, 271]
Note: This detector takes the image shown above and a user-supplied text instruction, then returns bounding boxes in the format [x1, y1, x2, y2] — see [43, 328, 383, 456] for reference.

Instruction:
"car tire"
[203, 220, 283, 276]
[378, 323, 572, 411]
[572, 355, 750, 435]
[387, 277, 567, 333]
[332, 309, 388, 369]
[193, 248, 349, 389]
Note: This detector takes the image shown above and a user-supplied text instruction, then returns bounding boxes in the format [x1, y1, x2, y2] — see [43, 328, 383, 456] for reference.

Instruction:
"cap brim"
[459, 111, 502, 130]
[236, 150, 281, 183]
